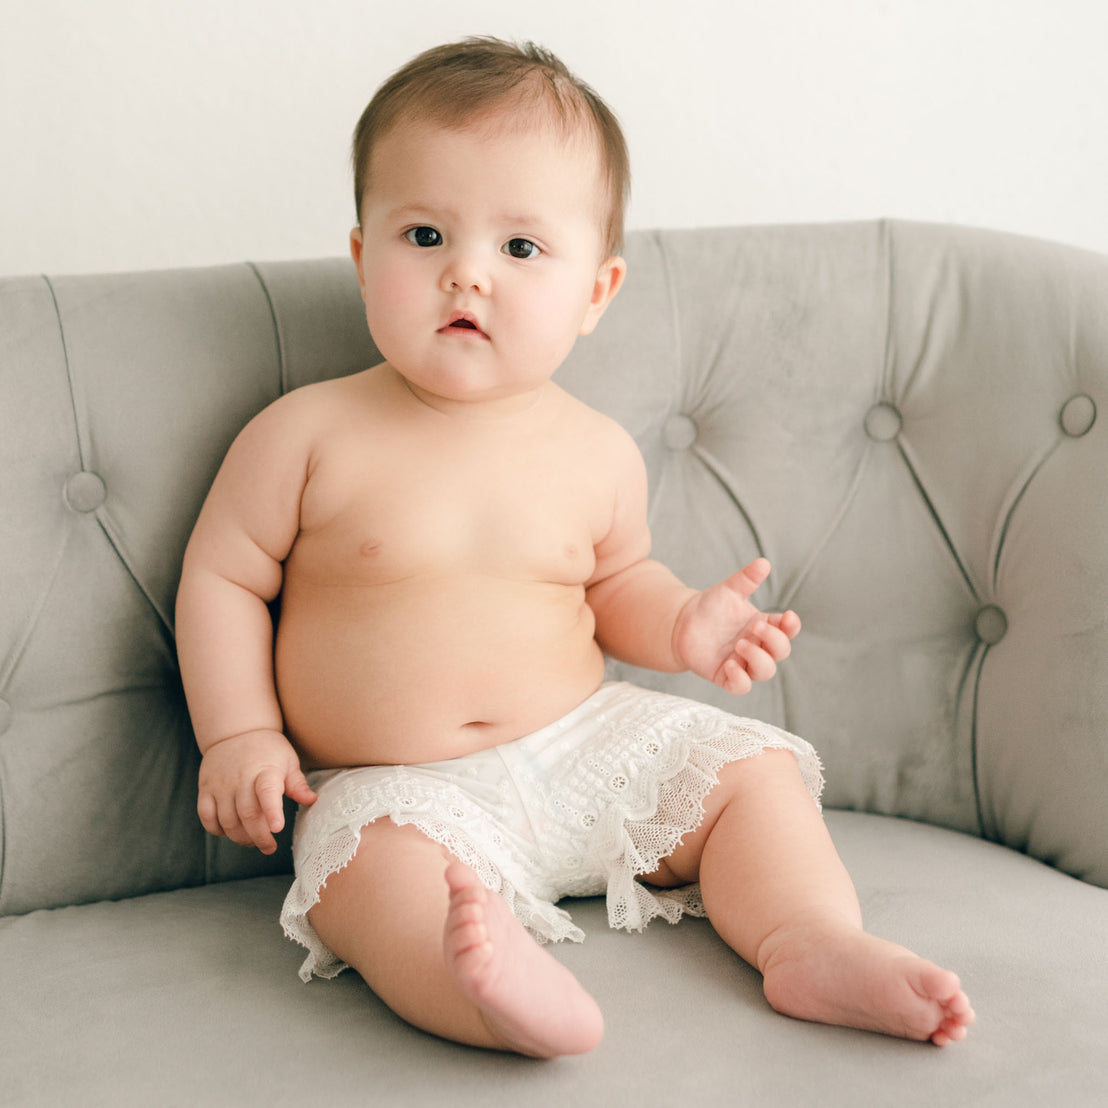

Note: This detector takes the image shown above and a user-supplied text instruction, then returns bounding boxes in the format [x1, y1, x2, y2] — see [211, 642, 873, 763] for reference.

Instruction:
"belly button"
[359, 540, 381, 558]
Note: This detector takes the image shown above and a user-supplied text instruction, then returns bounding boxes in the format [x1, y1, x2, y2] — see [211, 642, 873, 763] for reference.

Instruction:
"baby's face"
[351, 114, 624, 408]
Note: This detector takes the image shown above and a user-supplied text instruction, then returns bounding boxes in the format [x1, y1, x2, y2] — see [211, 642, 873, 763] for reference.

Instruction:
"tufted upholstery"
[2, 221, 1107, 1106]
[1, 260, 377, 914]
[3, 221, 1105, 919]
[568, 222, 1108, 884]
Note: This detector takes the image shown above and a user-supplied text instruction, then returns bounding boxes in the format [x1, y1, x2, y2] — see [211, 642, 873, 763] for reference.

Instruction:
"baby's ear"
[349, 227, 368, 302]
[579, 255, 627, 336]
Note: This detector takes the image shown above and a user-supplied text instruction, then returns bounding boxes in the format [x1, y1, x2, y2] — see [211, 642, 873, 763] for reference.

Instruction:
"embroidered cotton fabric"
[280, 682, 823, 982]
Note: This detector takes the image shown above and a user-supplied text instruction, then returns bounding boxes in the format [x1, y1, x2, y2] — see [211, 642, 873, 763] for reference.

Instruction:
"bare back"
[273, 366, 643, 767]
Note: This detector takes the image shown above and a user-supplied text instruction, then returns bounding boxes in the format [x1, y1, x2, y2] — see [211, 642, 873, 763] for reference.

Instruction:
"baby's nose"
[440, 251, 490, 295]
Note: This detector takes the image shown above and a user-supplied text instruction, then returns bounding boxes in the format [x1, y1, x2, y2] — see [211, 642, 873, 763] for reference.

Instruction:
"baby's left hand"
[672, 558, 800, 696]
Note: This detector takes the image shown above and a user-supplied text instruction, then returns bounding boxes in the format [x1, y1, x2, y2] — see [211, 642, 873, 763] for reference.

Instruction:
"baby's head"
[352, 37, 630, 258]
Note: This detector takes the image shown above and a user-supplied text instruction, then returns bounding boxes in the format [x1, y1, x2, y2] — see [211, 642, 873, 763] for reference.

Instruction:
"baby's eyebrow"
[384, 204, 559, 237]
[498, 215, 563, 240]
[388, 202, 450, 223]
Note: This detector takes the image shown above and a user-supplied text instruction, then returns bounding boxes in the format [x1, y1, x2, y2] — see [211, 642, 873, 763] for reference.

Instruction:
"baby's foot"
[443, 862, 604, 1057]
[760, 924, 975, 1046]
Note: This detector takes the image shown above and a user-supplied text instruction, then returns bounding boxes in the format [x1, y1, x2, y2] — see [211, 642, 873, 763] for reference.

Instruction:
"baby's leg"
[647, 750, 974, 1046]
[307, 819, 602, 1057]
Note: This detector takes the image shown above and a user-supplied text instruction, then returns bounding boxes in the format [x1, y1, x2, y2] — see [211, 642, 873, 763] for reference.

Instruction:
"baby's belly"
[275, 575, 607, 768]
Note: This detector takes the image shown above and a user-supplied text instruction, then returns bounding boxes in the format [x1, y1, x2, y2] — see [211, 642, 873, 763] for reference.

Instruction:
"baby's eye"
[405, 226, 443, 248]
[503, 238, 541, 260]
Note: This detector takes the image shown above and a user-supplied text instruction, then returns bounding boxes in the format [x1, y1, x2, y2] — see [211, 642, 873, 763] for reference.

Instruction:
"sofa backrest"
[1, 222, 1105, 916]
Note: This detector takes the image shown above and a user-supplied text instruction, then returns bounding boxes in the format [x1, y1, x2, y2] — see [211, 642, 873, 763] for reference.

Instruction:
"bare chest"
[291, 431, 610, 587]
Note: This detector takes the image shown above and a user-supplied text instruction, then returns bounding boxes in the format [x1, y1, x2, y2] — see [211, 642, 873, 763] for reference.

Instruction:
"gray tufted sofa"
[2, 221, 1106, 1106]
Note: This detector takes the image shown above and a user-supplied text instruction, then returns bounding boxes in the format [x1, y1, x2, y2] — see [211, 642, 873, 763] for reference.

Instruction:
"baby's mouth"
[439, 311, 488, 338]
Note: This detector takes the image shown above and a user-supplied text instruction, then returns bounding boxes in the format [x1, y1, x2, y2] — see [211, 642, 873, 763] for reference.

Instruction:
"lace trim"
[602, 713, 823, 932]
[279, 685, 823, 979]
[280, 771, 585, 982]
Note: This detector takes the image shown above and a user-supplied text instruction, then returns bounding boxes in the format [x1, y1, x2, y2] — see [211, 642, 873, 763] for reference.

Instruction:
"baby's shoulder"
[245, 369, 377, 438]
[553, 388, 644, 468]
[276, 369, 374, 414]
[554, 387, 636, 442]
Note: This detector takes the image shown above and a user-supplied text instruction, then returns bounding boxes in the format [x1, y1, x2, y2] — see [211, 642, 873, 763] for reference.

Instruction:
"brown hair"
[351, 37, 630, 255]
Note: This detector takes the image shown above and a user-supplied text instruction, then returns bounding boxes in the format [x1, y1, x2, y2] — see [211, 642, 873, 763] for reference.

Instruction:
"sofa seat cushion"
[2, 811, 1104, 1107]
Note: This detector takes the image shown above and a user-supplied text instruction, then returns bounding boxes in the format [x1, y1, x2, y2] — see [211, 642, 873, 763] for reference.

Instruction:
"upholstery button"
[864, 403, 902, 442]
[663, 414, 698, 450]
[975, 605, 1008, 645]
[1059, 394, 1096, 437]
[64, 471, 106, 513]
[0, 697, 11, 736]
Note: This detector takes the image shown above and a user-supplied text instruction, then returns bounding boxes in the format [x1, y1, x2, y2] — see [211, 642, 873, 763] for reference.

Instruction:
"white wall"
[3, 0, 1106, 276]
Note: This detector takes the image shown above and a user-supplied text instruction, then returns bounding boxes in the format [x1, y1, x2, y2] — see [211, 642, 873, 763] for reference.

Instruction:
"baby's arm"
[585, 431, 799, 695]
[175, 396, 317, 854]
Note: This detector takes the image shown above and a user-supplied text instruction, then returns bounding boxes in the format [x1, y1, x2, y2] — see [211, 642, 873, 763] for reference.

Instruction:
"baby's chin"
[387, 365, 554, 414]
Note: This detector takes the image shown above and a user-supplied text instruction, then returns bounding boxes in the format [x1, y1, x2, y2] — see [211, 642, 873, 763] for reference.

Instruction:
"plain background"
[3, 0, 1106, 277]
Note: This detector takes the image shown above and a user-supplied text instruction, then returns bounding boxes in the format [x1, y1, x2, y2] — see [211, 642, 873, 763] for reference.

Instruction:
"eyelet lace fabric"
[280, 683, 823, 982]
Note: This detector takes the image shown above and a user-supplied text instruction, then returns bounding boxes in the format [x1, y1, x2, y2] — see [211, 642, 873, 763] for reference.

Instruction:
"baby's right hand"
[197, 729, 317, 855]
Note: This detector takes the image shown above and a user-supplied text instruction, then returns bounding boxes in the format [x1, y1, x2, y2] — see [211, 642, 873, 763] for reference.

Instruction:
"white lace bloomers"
[280, 682, 824, 982]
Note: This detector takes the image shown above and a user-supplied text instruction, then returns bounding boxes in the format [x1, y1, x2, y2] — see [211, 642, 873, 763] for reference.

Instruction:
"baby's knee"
[313, 819, 450, 914]
[713, 747, 804, 801]
[360, 816, 437, 849]
[347, 817, 453, 879]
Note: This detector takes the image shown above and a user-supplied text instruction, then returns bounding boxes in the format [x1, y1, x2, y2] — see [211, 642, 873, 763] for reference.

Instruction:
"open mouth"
[439, 312, 487, 339]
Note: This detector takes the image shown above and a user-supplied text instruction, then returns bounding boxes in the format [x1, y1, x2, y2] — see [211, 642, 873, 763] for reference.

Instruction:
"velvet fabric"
[1, 222, 1105, 1104]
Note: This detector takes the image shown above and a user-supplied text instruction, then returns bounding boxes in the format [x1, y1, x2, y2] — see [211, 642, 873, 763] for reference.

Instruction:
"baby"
[175, 37, 974, 1057]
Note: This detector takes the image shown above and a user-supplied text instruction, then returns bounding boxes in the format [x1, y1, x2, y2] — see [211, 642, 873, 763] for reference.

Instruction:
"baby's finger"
[749, 619, 793, 662]
[234, 781, 277, 854]
[255, 769, 288, 834]
[767, 609, 802, 639]
[733, 638, 778, 684]
[215, 793, 252, 847]
[286, 767, 318, 808]
[197, 791, 225, 839]
[718, 656, 754, 696]
[723, 558, 772, 602]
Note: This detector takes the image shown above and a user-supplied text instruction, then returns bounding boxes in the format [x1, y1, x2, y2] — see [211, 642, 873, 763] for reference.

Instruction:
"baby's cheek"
[364, 271, 410, 316]
[363, 275, 420, 347]
[519, 292, 587, 366]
